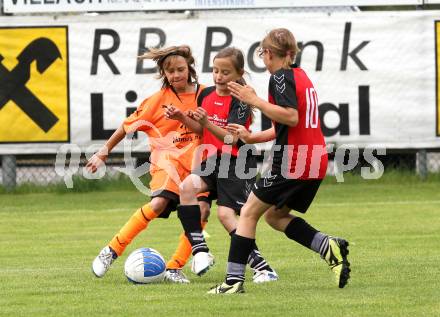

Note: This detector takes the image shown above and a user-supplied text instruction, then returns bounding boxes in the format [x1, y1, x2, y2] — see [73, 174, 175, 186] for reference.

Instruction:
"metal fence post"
[416, 149, 427, 180]
[2, 155, 17, 190]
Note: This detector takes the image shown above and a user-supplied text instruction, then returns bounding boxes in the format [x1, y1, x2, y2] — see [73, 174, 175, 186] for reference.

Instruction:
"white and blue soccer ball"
[124, 248, 166, 284]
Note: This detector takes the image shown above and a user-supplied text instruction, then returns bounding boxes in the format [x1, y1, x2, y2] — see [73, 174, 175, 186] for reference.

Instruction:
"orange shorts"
[150, 167, 188, 196]
[149, 168, 209, 199]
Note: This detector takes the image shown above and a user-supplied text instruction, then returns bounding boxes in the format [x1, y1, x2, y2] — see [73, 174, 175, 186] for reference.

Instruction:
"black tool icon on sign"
[0, 37, 62, 132]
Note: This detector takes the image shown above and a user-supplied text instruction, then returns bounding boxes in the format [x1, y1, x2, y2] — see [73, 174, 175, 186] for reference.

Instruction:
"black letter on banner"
[296, 41, 324, 71]
[91, 29, 121, 75]
[125, 90, 138, 139]
[358, 85, 370, 135]
[203, 27, 232, 72]
[340, 22, 369, 71]
[91, 93, 116, 140]
[247, 42, 266, 73]
[319, 103, 350, 137]
[136, 28, 166, 74]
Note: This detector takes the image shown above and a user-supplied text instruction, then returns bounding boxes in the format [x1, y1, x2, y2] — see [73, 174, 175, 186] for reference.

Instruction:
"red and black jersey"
[197, 86, 252, 157]
[268, 64, 328, 179]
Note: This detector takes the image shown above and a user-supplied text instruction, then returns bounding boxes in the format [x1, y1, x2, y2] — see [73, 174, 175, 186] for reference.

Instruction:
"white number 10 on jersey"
[305, 87, 319, 129]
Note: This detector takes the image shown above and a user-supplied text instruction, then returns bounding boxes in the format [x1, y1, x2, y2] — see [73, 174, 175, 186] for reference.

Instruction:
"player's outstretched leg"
[282, 217, 351, 288]
[92, 203, 158, 278]
[323, 237, 351, 288]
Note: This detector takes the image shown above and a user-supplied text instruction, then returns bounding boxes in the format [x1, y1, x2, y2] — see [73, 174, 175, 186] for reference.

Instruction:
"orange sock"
[108, 203, 159, 256]
[166, 221, 208, 270]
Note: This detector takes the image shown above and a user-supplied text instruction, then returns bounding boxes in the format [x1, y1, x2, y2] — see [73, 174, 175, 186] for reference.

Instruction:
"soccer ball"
[124, 248, 166, 284]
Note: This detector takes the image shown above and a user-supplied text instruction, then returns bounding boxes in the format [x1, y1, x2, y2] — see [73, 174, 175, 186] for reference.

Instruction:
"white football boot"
[191, 252, 215, 276]
[164, 269, 190, 283]
[252, 269, 279, 283]
[92, 246, 117, 278]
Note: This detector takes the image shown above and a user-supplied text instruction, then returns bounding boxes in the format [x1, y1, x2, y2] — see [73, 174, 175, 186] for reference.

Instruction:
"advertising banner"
[0, 11, 439, 154]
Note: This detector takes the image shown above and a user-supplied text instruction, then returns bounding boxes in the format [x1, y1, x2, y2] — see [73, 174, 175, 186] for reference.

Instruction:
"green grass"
[1, 177, 439, 317]
[0, 174, 150, 194]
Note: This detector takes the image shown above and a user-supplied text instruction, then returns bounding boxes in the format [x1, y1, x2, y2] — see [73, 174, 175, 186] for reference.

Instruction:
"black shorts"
[193, 154, 257, 213]
[252, 173, 323, 213]
[152, 190, 211, 218]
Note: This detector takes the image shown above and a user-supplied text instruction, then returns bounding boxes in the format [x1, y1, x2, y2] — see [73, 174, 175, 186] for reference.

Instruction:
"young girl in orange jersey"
[87, 45, 213, 283]
[167, 47, 277, 283]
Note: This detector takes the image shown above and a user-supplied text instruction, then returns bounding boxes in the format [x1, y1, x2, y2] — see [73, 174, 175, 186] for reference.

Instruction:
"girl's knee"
[240, 205, 260, 222]
[149, 197, 168, 214]
[264, 209, 281, 227]
[179, 176, 199, 198]
[178, 178, 192, 195]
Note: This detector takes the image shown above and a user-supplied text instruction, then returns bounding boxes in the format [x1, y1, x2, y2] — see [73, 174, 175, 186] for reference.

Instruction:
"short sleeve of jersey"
[197, 86, 216, 107]
[123, 98, 153, 133]
[227, 98, 251, 125]
[269, 69, 297, 109]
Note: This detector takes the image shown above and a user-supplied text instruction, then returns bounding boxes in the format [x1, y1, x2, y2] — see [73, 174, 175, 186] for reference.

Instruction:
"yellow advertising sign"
[0, 26, 69, 143]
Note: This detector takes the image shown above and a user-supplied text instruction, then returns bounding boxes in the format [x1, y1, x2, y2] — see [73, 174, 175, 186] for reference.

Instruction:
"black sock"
[226, 233, 255, 285]
[177, 205, 208, 255]
[284, 217, 319, 250]
[248, 248, 273, 272]
[229, 229, 272, 272]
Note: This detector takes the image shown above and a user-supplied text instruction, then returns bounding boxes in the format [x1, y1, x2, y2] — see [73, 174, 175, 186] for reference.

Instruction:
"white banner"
[2, 0, 428, 14]
[0, 11, 439, 154]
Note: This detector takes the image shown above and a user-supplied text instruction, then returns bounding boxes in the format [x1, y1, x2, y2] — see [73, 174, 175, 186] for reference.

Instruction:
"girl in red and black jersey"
[167, 47, 277, 282]
[209, 29, 351, 294]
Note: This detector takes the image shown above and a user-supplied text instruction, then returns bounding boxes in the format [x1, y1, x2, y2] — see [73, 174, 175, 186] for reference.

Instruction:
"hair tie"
[160, 51, 183, 63]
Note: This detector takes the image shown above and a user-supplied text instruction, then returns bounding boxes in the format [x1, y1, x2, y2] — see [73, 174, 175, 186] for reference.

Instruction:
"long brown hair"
[139, 45, 198, 88]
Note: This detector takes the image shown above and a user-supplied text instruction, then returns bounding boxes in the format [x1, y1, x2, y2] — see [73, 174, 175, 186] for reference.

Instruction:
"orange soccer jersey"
[123, 85, 204, 195]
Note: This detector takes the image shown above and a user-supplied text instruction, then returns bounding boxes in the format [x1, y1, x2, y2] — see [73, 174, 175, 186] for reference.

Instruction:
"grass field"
[1, 175, 439, 317]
